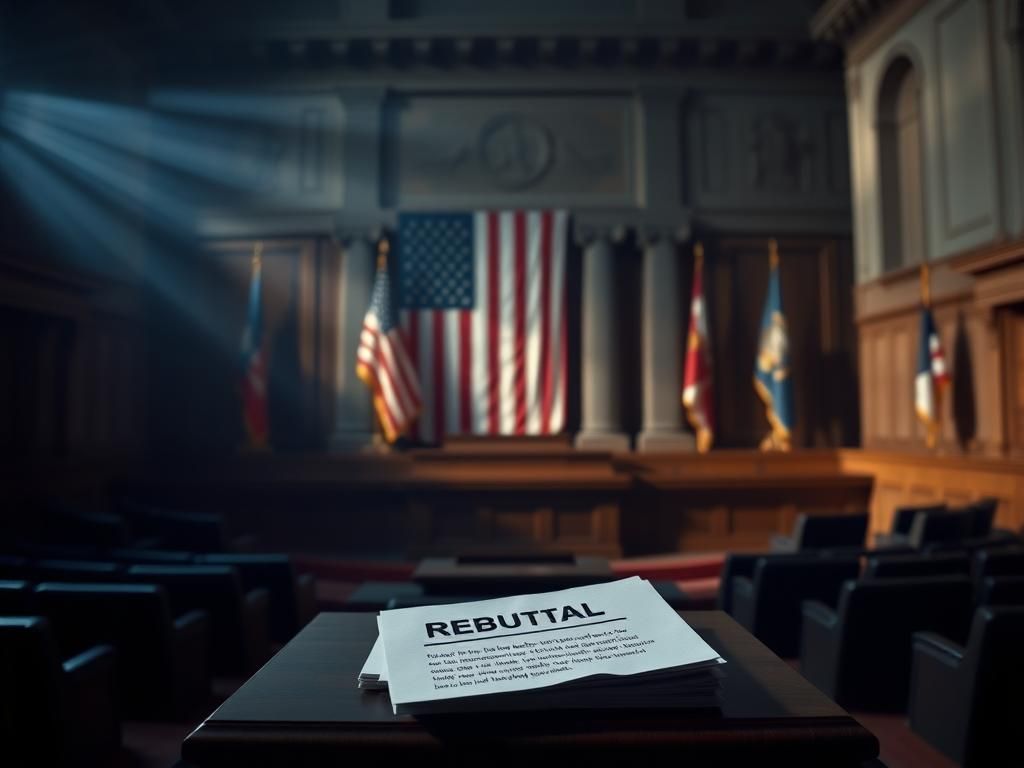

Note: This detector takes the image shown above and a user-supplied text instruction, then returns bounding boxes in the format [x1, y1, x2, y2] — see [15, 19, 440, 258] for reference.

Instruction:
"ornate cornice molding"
[811, 0, 896, 45]
[186, 35, 842, 74]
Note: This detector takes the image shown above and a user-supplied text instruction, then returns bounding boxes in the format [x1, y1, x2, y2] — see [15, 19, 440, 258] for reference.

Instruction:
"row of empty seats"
[769, 498, 1005, 553]
[721, 541, 1024, 768]
[2, 501, 320, 767]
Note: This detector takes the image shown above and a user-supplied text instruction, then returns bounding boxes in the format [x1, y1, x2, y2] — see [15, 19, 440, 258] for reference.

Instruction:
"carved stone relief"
[386, 95, 635, 208]
[685, 92, 850, 214]
[747, 112, 812, 193]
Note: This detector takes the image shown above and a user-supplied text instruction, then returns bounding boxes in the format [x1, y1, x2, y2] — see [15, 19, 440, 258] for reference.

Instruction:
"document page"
[377, 577, 721, 709]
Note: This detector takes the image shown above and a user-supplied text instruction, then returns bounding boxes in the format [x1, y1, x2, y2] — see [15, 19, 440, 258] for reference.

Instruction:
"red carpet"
[296, 552, 726, 610]
[294, 552, 725, 584]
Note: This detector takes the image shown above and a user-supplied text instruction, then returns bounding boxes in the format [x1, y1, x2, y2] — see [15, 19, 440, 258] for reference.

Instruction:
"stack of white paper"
[358, 576, 725, 715]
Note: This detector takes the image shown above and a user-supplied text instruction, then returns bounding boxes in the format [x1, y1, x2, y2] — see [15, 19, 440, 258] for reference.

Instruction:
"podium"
[182, 612, 879, 767]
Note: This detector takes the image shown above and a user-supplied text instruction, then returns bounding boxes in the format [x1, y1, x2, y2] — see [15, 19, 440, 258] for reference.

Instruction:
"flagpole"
[920, 262, 931, 308]
[768, 238, 779, 270]
[377, 237, 389, 271]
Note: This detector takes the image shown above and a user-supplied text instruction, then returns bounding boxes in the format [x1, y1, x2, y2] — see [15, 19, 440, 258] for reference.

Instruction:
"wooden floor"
[855, 713, 957, 768]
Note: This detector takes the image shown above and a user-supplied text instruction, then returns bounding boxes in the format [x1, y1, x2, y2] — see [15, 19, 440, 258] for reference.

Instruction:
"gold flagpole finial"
[376, 238, 389, 271]
[920, 262, 931, 308]
[252, 241, 263, 268]
[768, 238, 779, 270]
[694, 241, 704, 270]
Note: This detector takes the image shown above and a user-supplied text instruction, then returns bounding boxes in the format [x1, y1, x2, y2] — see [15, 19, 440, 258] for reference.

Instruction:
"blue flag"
[754, 244, 794, 450]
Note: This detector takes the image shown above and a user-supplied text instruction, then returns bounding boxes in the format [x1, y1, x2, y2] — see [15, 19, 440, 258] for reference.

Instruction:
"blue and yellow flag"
[754, 239, 794, 451]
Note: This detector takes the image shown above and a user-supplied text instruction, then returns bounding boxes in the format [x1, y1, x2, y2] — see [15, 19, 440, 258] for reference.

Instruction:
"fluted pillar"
[575, 235, 629, 452]
[329, 236, 375, 450]
[638, 236, 694, 452]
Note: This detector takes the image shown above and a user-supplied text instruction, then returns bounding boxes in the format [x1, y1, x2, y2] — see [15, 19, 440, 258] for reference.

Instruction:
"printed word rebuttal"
[425, 604, 607, 639]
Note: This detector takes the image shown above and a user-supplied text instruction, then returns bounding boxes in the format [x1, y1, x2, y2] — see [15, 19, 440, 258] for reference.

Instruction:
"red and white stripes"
[401, 210, 568, 443]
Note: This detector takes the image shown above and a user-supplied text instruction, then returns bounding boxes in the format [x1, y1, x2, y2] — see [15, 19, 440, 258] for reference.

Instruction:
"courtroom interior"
[1, 0, 1023, 766]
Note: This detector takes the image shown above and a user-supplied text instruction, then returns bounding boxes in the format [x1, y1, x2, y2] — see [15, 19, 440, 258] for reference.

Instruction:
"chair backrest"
[33, 583, 177, 703]
[0, 617, 67, 765]
[864, 553, 970, 579]
[145, 509, 228, 553]
[108, 548, 195, 565]
[794, 513, 869, 550]
[837, 576, 973, 709]
[0, 555, 31, 581]
[750, 555, 862, 657]
[978, 576, 1024, 606]
[965, 498, 998, 538]
[34, 559, 123, 584]
[973, 547, 1024, 582]
[195, 553, 299, 638]
[51, 510, 130, 550]
[718, 552, 792, 613]
[909, 509, 970, 549]
[960, 606, 1024, 767]
[125, 564, 245, 622]
[891, 503, 946, 535]
[0, 580, 35, 615]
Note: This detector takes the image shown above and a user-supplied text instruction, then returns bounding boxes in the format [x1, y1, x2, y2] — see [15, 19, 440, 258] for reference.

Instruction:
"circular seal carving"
[478, 114, 553, 190]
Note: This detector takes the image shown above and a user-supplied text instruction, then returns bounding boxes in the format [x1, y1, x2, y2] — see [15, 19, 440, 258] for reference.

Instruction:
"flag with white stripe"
[397, 210, 568, 444]
[915, 306, 950, 448]
[356, 243, 421, 443]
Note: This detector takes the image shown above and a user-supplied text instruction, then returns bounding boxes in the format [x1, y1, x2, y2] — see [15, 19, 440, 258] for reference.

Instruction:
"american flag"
[356, 242, 421, 443]
[397, 210, 569, 444]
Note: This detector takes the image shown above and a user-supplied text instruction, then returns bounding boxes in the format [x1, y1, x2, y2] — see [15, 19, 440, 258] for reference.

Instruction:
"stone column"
[637, 236, 694, 452]
[329, 236, 375, 450]
[575, 235, 629, 452]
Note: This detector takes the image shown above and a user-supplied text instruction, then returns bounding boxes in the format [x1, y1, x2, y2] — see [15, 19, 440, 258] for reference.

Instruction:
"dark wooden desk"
[182, 612, 879, 767]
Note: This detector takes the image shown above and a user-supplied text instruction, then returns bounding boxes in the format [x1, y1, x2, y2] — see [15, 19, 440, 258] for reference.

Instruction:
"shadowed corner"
[952, 310, 976, 451]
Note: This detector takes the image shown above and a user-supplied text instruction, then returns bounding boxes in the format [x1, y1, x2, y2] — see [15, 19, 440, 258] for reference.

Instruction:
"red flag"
[241, 244, 269, 449]
[682, 243, 714, 453]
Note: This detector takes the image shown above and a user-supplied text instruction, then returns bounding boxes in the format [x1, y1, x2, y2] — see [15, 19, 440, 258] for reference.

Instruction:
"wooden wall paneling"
[858, 286, 1012, 454]
[315, 238, 341, 444]
[705, 236, 855, 449]
[1003, 306, 1024, 454]
[840, 449, 1024, 538]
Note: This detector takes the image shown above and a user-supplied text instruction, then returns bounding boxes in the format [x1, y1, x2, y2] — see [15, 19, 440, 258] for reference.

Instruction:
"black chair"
[126, 564, 271, 676]
[874, 503, 946, 548]
[0, 555, 31, 580]
[907, 508, 971, 549]
[769, 513, 869, 553]
[0, 580, 35, 614]
[49, 510, 131, 550]
[908, 606, 1024, 767]
[143, 509, 253, 553]
[34, 559, 124, 583]
[964, 498, 998, 538]
[34, 583, 210, 719]
[863, 552, 970, 579]
[973, 546, 1024, 581]
[718, 552, 796, 615]
[108, 547, 195, 565]
[0, 616, 120, 768]
[800, 575, 973, 711]
[730, 554, 861, 658]
[195, 554, 316, 643]
[977, 576, 1024, 606]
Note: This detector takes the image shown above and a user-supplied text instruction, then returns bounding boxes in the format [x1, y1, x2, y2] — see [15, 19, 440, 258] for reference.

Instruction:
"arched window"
[878, 56, 926, 272]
